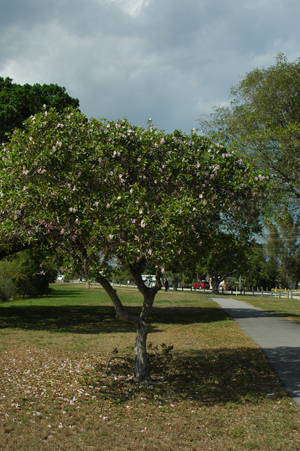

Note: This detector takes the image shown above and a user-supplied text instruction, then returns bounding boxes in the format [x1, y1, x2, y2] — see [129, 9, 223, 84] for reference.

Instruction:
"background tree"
[199, 53, 300, 209]
[243, 244, 279, 290]
[195, 233, 253, 294]
[244, 213, 300, 290]
[0, 77, 79, 143]
[0, 107, 266, 382]
[263, 212, 300, 288]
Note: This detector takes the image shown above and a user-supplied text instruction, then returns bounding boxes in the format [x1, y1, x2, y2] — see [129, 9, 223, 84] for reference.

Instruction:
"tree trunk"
[128, 266, 162, 382]
[96, 268, 161, 383]
[172, 275, 179, 291]
[211, 278, 220, 295]
[134, 322, 151, 382]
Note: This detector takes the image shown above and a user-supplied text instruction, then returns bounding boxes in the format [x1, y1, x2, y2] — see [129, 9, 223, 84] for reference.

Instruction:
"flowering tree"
[0, 107, 266, 382]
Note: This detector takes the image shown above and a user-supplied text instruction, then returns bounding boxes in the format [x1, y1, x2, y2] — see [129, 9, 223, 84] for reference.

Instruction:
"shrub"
[0, 250, 57, 301]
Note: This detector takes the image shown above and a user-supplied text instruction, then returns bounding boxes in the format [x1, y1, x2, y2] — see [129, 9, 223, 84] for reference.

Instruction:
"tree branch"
[95, 273, 146, 329]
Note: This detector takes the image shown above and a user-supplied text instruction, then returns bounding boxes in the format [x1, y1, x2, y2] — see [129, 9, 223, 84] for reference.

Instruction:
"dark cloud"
[0, 0, 299, 132]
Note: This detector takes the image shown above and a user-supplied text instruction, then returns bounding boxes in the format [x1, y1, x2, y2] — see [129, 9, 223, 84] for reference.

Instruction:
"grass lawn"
[233, 294, 300, 324]
[0, 284, 300, 450]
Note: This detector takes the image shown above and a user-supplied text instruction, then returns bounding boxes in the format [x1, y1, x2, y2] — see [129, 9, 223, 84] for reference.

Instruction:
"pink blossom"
[141, 219, 146, 228]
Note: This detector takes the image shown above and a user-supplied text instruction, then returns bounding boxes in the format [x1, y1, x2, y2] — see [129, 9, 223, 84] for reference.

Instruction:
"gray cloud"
[0, 0, 299, 132]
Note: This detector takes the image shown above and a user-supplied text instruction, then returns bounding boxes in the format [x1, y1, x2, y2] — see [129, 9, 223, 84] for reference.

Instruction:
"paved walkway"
[211, 296, 300, 409]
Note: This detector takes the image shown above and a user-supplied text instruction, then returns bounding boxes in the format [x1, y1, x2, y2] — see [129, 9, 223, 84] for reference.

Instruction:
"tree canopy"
[0, 107, 266, 381]
[0, 77, 79, 143]
[199, 53, 300, 209]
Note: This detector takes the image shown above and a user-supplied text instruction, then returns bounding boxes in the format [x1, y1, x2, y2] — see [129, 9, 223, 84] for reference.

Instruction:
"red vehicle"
[192, 280, 210, 290]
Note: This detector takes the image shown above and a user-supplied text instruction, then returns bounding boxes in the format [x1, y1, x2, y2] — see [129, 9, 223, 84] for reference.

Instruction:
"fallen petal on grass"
[1, 285, 300, 450]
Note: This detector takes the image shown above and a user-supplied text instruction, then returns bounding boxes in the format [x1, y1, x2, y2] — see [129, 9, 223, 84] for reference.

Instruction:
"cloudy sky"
[1, 0, 299, 132]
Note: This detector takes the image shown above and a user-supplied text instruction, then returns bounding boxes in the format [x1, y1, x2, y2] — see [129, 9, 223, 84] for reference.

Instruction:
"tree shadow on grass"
[0, 304, 229, 333]
[46, 289, 84, 298]
[89, 346, 289, 407]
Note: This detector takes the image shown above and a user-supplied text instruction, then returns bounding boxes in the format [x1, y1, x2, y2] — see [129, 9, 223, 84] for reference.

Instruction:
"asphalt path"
[211, 296, 300, 409]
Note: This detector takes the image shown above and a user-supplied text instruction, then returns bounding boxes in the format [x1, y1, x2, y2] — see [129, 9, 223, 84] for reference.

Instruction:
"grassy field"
[0, 284, 300, 450]
[234, 294, 300, 324]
